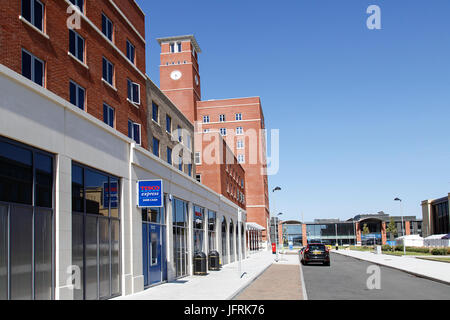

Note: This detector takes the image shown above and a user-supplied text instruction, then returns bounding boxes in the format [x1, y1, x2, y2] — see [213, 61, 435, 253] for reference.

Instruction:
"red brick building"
[0, 0, 148, 148]
[194, 131, 246, 210]
[158, 35, 270, 240]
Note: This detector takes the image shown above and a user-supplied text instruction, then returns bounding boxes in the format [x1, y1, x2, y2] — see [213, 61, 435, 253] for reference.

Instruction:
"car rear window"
[309, 244, 325, 251]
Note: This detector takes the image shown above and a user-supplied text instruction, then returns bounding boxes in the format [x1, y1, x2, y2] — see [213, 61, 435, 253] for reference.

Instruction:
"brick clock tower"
[158, 35, 271, 243]
[158, 35, 202, 124]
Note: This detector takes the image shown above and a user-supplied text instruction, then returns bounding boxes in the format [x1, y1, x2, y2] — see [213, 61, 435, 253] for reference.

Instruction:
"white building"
[0, 65, 247, 300]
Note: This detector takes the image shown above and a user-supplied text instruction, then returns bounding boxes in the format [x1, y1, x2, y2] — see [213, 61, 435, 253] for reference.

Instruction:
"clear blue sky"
[136, 0, 450, 222]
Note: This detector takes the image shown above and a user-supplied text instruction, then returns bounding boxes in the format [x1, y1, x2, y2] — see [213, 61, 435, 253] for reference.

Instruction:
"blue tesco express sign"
[137, 180, 163, 208]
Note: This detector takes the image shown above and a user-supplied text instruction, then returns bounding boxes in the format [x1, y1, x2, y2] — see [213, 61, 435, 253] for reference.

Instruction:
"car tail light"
[305, 247, 310, 253]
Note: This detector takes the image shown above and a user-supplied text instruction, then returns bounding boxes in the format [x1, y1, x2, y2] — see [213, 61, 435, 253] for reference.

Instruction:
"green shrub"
[431, 248, 447, 256]
[381, 245, 392, 251]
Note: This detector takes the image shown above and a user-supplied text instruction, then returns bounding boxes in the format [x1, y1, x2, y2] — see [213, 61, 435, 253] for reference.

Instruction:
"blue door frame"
[142, 223, 167, 287]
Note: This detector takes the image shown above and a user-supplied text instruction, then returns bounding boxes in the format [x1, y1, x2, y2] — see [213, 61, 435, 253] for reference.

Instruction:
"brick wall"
[0, 0, 148, 149]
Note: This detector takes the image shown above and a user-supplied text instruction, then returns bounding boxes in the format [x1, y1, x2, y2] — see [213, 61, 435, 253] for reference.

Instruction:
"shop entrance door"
[143, 223, 166, 286]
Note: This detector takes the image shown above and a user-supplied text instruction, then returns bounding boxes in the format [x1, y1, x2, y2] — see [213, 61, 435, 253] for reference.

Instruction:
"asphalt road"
[302, 252, 450, 300]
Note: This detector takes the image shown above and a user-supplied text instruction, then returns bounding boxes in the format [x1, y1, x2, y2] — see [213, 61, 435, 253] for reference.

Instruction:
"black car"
[300, 243, 330, 266]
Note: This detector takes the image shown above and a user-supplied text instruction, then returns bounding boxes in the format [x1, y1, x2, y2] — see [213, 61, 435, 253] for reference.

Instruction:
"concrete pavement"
[333, 249, 450, 285]
[234, 253, 305, 300]
[114, 250, 275, 300]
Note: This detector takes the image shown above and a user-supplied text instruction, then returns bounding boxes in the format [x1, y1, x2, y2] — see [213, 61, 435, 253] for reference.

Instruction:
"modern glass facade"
[221, 217, 227, 265]
[208, 210, 216, 252]
[229, 219, 235, 263]
[432, 201, 449, 235]
[71, 163, 120, 300]
[193, 205, 205, 254]
[282, 224, 303, 247]
[306, 223, 356, 246]
[173, 198, 188, 279]
[0, 138, 54, 300]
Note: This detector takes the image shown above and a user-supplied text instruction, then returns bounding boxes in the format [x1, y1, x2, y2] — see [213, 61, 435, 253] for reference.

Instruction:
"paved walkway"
[115, 250, 275, 300]
[234, 254, 304, 300]
[334, 250, 450, 285]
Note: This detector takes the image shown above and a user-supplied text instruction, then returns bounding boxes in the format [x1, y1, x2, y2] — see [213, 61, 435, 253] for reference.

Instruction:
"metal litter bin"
[208, 251, 221, 271]
[194, 252, 207, 275]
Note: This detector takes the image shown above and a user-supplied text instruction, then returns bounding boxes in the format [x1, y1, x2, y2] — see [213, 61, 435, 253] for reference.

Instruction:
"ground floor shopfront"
[0, 65, 247, 300]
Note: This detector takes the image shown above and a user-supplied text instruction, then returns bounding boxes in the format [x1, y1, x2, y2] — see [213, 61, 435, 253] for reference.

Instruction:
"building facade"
[194, 132, 246, 210]
[421, 194, 450, 237]
[146, 77, 195, 177]
[277, 213, 422, 248]
[0, 0, 248, 301]
[157, 35, 270, 241]
[0, 0, 148, 149]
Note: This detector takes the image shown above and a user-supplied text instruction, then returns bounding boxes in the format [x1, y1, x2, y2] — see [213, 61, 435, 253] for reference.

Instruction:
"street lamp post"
[276, 212, 283, 262]
[271, 186, 281, 256]
[394, 198, 406, 256]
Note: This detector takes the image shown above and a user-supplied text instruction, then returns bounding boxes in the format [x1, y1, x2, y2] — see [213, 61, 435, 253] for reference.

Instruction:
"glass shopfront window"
[193, 205, 205, 254]
[71, 163, 120, 300]
[173, 198, 188, 278]
[229, 219, 235, 263]
[208, 210, 216, 252]
[0, 137, 54, 300]
[221, 217, 227, 265]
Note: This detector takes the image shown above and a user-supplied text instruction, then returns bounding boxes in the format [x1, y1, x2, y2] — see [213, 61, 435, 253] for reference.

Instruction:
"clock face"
[170, 70, 182, 80]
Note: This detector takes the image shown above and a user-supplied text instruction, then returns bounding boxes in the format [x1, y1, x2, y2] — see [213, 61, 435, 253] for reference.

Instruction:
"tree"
[386, 218, 397, 241]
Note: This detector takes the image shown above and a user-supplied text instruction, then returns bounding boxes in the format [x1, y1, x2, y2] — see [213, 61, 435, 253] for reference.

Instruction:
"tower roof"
[156, 35, 202, 53]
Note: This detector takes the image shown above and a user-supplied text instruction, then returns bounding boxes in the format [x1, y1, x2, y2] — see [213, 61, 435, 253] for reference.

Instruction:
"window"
[236, 127, 244, 135]
[166, 115, 172, 133]
[220, 128, 227, 136]
[102, 57, 114, 86]
[102, 14, 113, 41]
[128, 120, 141, 145]
[196, 174, 201, 183]
[152, 103, 159, 123]
[238, 155, 245, 164]
[21, 0, 44, 31]
[167, 147, 172, 165]
[219, 114, 226, 122]
[188, 164, 192, 177]
[22, 49, 44, 86]
[170, 43, 175, 53]
[194, 152, 201, 165]
[70, 81, 85, 110]
[127, 79, 140, 105]
[69, 29, 85, 62]
[126, 40, 135, 64]
[235, 113, 242, 121]
[237, 140, 244, 149]
[177, 42, 182, 52]
[203, 116, 210, 123]
[71, 163, 120, 300]
[0, 138, 54, 300]
[178, 156, 183, 172]
[69, 0, 84, 13]
[186, 135, 191, 150]
[203, 129, 210, 133]
[103, 103, 114, 128]
[177, 126, 182, 142]
[152, 137, 160, 157]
